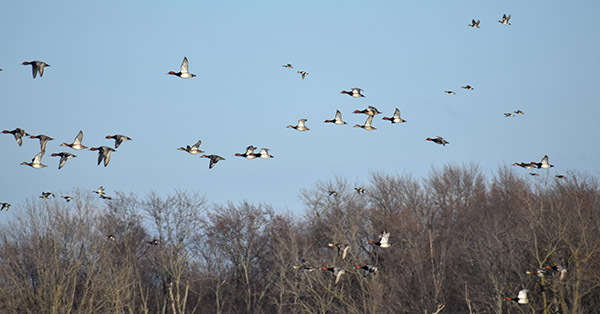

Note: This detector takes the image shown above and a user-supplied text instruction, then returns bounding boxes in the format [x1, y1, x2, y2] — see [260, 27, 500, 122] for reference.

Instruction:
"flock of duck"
[0, 13, 568, 307]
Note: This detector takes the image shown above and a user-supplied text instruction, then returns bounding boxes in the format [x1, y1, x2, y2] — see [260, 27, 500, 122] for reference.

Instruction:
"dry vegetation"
[0, 165, 599, 313]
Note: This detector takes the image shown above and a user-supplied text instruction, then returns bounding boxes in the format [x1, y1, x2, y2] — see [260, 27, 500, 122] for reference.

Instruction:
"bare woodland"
[0, 165, 598, 313]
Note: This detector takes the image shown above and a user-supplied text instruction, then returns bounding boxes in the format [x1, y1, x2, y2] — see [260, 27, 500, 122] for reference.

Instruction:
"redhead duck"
[353, 106, 381, 116]
[461, 85, 474, 90]
[107, 234, 116, 241]
[555, 174, 566, 179]
[61, 130, 87, 150]
[321, 266, 345, 286]
[22, 61, 50, 78]
[328, 243, 351, 260]
[514, 110, 524, 115]
[324, 110, 347, 125]
[341, 88, 365, 98]
[531, 155, 553, 169]
[61, 196, 73, 202]
[201, 154, 225, 169]
[0, 202, 10, 211]
[21, 151, 47, 168]
[328, 190, 338, 197]
[292, 259, 314, 271]
[51, 152, 76, 169]
[235, 145, 258, 159]
[525, 268, 548, 277]
[382, 108, 406, 123]
[168, 57, 196, 78]
[369, 230, 391, 248]
[258, 148, 274, 159]
[505, 289, 528, 304]
[354, 187, 365, 194]
[504, 113, 515, 117]
[355, 264, 378, 274]
[512, 162, 534, 169]
[2, 128, 29, 146]
[529, 172, 539, 176]
[282, 63, 293, 69]
[30, 134, 54, 151]
[426, 136, 449, 146]
[90, 146, 116, 167]
[354, 116, 376, 130]
[100, 194, 113, 200]
[499, 14, 511, 25]
[106, 134, 132, 148]
[147, 238, 160, 245]
[444, 90, 456, 95]
[297, 71, 308, 79]
[178, 140, 204, 155]
[92, 186, 105, 196]
[287, 119, 309, 131]
[468, 19, 480, 28]
[40, 192, 55, 199]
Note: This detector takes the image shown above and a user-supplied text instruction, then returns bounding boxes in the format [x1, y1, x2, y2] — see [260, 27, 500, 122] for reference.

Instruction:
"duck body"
[341, 88, 365, 98]
[201, 154, 225, 169]
[51, 152, 77, 169]
[324, 110, 347, 125]
[21, 151, 47, 168]
[178, 140, 204, 154]
[3, 128, 29, 146]
[168, 57, 196, 78]
[106, 134, 132, 148]
[30, 134, 54, 151]
[426, 136, 449, 146]
[369, 230, 391, 248]
[382, 108, 406, 123]
[321, 266, 345, 285]
[89, 146, 115, 167]
[61, 130, 87, 150]
[287, 119, 309, 131]
[235, 145, 258, 159]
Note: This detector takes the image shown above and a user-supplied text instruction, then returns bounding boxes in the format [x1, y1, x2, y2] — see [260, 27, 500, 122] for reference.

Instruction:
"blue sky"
[2, 1, 600, 214]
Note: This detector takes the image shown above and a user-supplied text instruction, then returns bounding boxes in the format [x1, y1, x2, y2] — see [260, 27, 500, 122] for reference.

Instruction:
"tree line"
[0, 164, 598, 313]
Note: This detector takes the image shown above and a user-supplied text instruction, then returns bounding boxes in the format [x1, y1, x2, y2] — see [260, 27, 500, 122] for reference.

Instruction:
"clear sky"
[2, 1, 600, 214]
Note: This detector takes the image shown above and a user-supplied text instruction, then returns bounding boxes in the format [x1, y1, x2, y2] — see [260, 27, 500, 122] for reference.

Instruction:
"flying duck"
[353, 106, 381, 116]
[531, 155, 553, 169]
[201, 154, 225, 169]
[287, 119, 309, 131]
[89, 146, 116, 167]
[21, 151, 47, 168]
[22, 61, 50, 78]
[341, 88, 365, 98]
[258, 148, 274, 159]
[321, 266, 345, 286]
[106, 134, 132, 148]
[168, 57, 196, 78]
[30, 134, 54, 151]
[2, 128, 29, 146]
[0, 203, 11, 211]
[468, 19, 480, 28]
[51, 152, 77, 169]
[505, 289, 528, 304]
[178, 140, 204, 155]
[324, 110, 347, 125]
[426, 136, 449, 146]
[328, 243, 351, 260]
[61, 130, 87, 150]
[354, 116, 376, 130]
[499, 14, 511, 25]
[382, 108, 406, 123]
[297, 71, 308, 79]
[368, 230, 391, 248]
[235, 145, 258, 159]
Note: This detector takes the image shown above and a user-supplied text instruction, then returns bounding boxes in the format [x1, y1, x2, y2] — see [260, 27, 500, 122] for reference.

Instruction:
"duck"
[368, 230, 391, 248]
[426, 136, 449, 146]
[355, 264, 378, 274]
[504, 113, 515, 117]
[147, 238, 160, 245]
[40, 192, 55, 199]
[178, 140, 204, 155]
[353, 106, 381, 116]
[505, 289, 528, 304]
[328, 190, 338, 197]
[444, 90, 456, 95]
[324, 110, 347, 125]
[461, 85, 474, 90]
[282, 63, 293, 69]
[2, 128, 29, 146]
[61, 130, 87, 150]
[61, 196, 73, 202]
[51, 152, 77, 169]
[354, 116, 376, 130]
[468, 19, 480, 28]
[100, 195, 113, 200]
[382, 108, 406, 124]
[107, 234, 116, 241]
[92, 186, 105, 196]
[341, 88, 365, 98]
[235, 145, 258, 159]
[555, 174, 566, 179]
[106, 134, 132, 149]
[22, 61, 50, 78]
[201, 154, 225, 169]
[0, 203, 11, 211]
[89, 146, 116, 167]
[168, 57, 196, 78]
[499, 14, 511, 25]
[545, 265, 567, 280]
[525, 268, 548, 277]
[529, 173, 539, 177]
[514, 110, 524, 115]
[512, 162, 535, 169]
[21, 151, 47, 168]
[355, 187, 365, 194]
[297, 71, 308, 79]
[531, 155, 554, 169]
[258, 148, 274, 159]
[287, 119, 309, 131]
[328, 243, 351, 260]
[321, 266, 345, 286]
[29, 134, 54, 151]
[292, 259, 314, 271]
